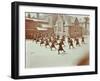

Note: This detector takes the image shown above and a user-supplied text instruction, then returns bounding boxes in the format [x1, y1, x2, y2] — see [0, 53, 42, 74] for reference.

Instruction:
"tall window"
[58, 23, 61, 32]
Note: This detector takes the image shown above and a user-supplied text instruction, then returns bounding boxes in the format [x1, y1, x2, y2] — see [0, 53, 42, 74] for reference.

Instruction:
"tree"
[27, 13, 31, 18]
[84, 17, 89, 35]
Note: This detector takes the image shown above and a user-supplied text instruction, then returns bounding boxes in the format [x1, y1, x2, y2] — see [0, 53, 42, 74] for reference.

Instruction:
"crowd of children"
[32, 32, 85, 54]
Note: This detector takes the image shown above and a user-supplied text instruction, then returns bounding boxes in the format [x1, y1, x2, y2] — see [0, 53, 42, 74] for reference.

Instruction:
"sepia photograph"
[25, 12, 90, 68]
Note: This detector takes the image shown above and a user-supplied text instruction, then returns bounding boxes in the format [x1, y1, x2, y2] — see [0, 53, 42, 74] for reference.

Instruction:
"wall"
[0, 0, 99, 81]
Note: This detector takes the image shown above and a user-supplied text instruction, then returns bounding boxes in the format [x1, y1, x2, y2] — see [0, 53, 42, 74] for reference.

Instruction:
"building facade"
[68, 17, 83, 38]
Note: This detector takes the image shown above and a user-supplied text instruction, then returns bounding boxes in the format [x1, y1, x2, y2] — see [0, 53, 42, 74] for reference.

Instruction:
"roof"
[74, 17, 79, 25]
[37, 27, 47, 31]
[26, 18, 48, 23]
